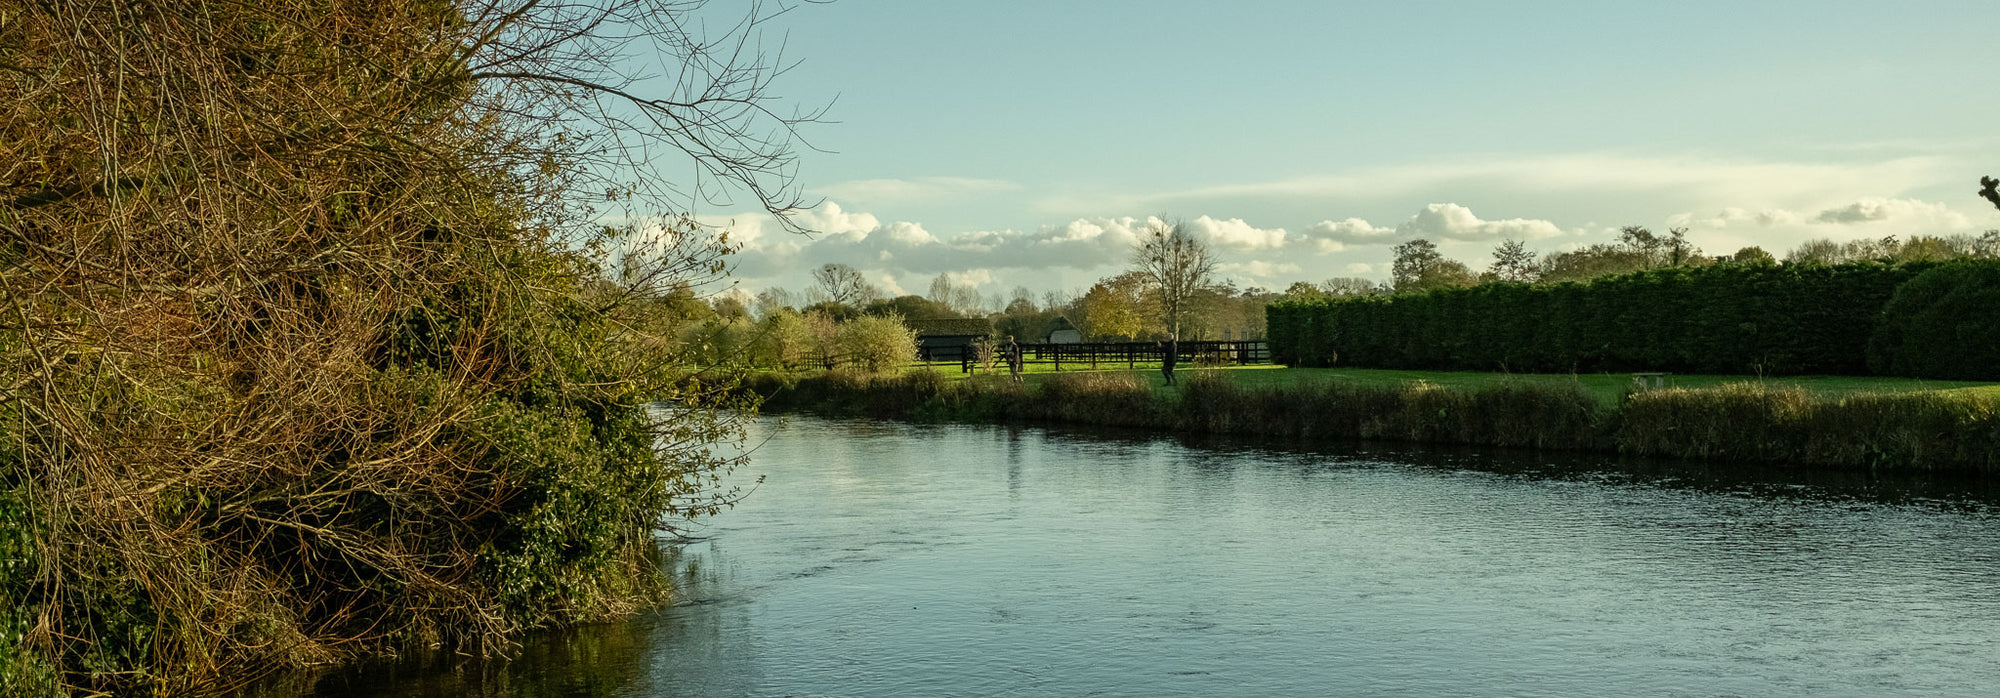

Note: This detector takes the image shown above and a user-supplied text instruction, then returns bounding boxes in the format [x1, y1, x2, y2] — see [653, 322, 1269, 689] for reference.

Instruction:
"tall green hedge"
[1269, 262, 1933, 376]
[1868, 262, 2000, 380]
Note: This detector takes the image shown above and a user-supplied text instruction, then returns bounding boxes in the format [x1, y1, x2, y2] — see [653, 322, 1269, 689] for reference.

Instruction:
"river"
[281, 415, 2000, 696]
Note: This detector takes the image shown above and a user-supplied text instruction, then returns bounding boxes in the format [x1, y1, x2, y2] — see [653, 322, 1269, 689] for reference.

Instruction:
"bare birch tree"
[813, 263, 877, 306]
[1132, 218, 1216, 384]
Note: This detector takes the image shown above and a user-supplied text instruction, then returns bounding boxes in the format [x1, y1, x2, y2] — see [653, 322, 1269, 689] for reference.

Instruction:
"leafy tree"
[1786, 239, 1847, 265]
[1007, 286, 1039, 313]
[754, 287, 798, 319]
[757, 310, 823, 370]
[1487, 239, 1540, 282]
[1391, 239, 1476, 293]
[712, 295, 752, 322]
[1541, 226, 1703, 283]
[1320, 277, 1384, 296]
[1727, 247, 1778, 266]
[1617, 226, 1701, 267]
[1179, 283, 1273, 341]
[994, 306, 1062, 344]
[836, 316, 919, 373]
[1284, 281, 1328, 300]
[927, 273, 985, 316]
[801, 300, 862, 323]
[1895, 236, 1962, 263]
[865, 295, 960, 322]
[1077, 272, 1157, 340]
[1782, 235, 2000, 266]
[1975, 231, 2000, 258]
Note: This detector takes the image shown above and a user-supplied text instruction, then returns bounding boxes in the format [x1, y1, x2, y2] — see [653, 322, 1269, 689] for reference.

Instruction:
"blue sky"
[683, 0, 2000, 301]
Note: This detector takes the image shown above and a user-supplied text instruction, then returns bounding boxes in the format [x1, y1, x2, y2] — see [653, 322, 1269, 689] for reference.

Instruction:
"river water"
[289, 416, 2000, 697]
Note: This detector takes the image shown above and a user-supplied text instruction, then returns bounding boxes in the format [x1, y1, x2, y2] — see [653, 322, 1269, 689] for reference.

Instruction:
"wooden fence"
[917, 340, 1270, 373]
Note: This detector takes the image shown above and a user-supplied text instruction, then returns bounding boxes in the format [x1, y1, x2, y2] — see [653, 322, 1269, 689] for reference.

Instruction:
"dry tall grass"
[750, 371, 2000, 473]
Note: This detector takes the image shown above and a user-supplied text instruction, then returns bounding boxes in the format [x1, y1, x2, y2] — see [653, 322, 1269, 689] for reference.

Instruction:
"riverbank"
[746, 369, 2000, 473]
[912, 364, 2000, 405]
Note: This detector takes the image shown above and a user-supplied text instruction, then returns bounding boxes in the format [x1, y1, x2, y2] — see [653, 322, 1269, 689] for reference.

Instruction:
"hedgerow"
[1270, 262, 1934, 376]
[1867, 262, 2000, 380]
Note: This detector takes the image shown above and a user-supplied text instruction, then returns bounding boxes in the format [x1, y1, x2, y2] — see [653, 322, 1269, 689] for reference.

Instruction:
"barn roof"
[909, 317, 992, 337]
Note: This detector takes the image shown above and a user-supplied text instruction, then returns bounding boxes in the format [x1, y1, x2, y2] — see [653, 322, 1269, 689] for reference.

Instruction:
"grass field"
[908, 361, 2000, 405]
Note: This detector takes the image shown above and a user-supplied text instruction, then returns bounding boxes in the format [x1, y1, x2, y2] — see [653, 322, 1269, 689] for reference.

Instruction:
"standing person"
[1162, 338, 1177, 386]
[1006, 335, 1023, 382]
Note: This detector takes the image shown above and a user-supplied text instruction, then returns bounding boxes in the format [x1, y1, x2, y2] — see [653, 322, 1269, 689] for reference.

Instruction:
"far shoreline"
[743, 366, 2000, 475]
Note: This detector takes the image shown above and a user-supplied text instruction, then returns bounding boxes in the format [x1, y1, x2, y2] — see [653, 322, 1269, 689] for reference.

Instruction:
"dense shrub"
[836, 316, 919, 373]
[1867, 262, 2000, 380]
[1269, 262, 1927, 375]
[752, 310, 830, 370]
[1, 481, 55, 697]
[744, 311, 917, 373]
[1, 1, 768, 693]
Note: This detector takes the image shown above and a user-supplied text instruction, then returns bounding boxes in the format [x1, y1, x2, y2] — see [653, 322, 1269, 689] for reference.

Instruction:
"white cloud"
[872, 272, 910, 297]
[1395, 203, 1565, 241]
[1813, 197, 1971, 227]
[725, 204, 1158, 281]
[1183, 215, 1289, 251]
[1343, 262, 1375, 274]
[920, 269, 995, 288]
[1216, 260, 1301, 282]
[941, 217, 1151, 270]
[1301, 218, 1396, 251]
[1294, 204, 1563, 250]
[1667, 207, 1805, 228]
[794, 201, 886, 238]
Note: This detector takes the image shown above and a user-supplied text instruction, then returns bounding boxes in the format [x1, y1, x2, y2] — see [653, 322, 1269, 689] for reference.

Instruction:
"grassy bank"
[911, 364, 2000, 405]
[749, 369, 2000, 473]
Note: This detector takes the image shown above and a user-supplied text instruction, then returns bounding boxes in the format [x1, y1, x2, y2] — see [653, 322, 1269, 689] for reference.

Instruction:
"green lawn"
[907, 361, 2000, 405]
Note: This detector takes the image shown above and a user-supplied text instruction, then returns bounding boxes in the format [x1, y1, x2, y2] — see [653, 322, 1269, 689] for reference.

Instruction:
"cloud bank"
[708, 151, 1996, 299]
[713, 201, 1592, 295]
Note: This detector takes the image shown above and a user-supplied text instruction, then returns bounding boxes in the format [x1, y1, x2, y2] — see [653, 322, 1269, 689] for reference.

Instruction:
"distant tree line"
[721, 251, 1274, 363]
[708, 224, 2000, 377]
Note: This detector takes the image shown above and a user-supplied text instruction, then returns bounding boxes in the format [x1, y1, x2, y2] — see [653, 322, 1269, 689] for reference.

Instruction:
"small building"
[1043, 316, 1083, 344]
[910, 317, 993, 362]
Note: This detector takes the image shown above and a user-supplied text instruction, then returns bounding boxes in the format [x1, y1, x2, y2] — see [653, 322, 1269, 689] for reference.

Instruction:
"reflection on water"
[266, 416, 2000, 697]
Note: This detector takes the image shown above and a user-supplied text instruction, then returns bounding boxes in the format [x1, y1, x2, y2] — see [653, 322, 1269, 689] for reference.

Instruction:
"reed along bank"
[746, 370, 2000, 474]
